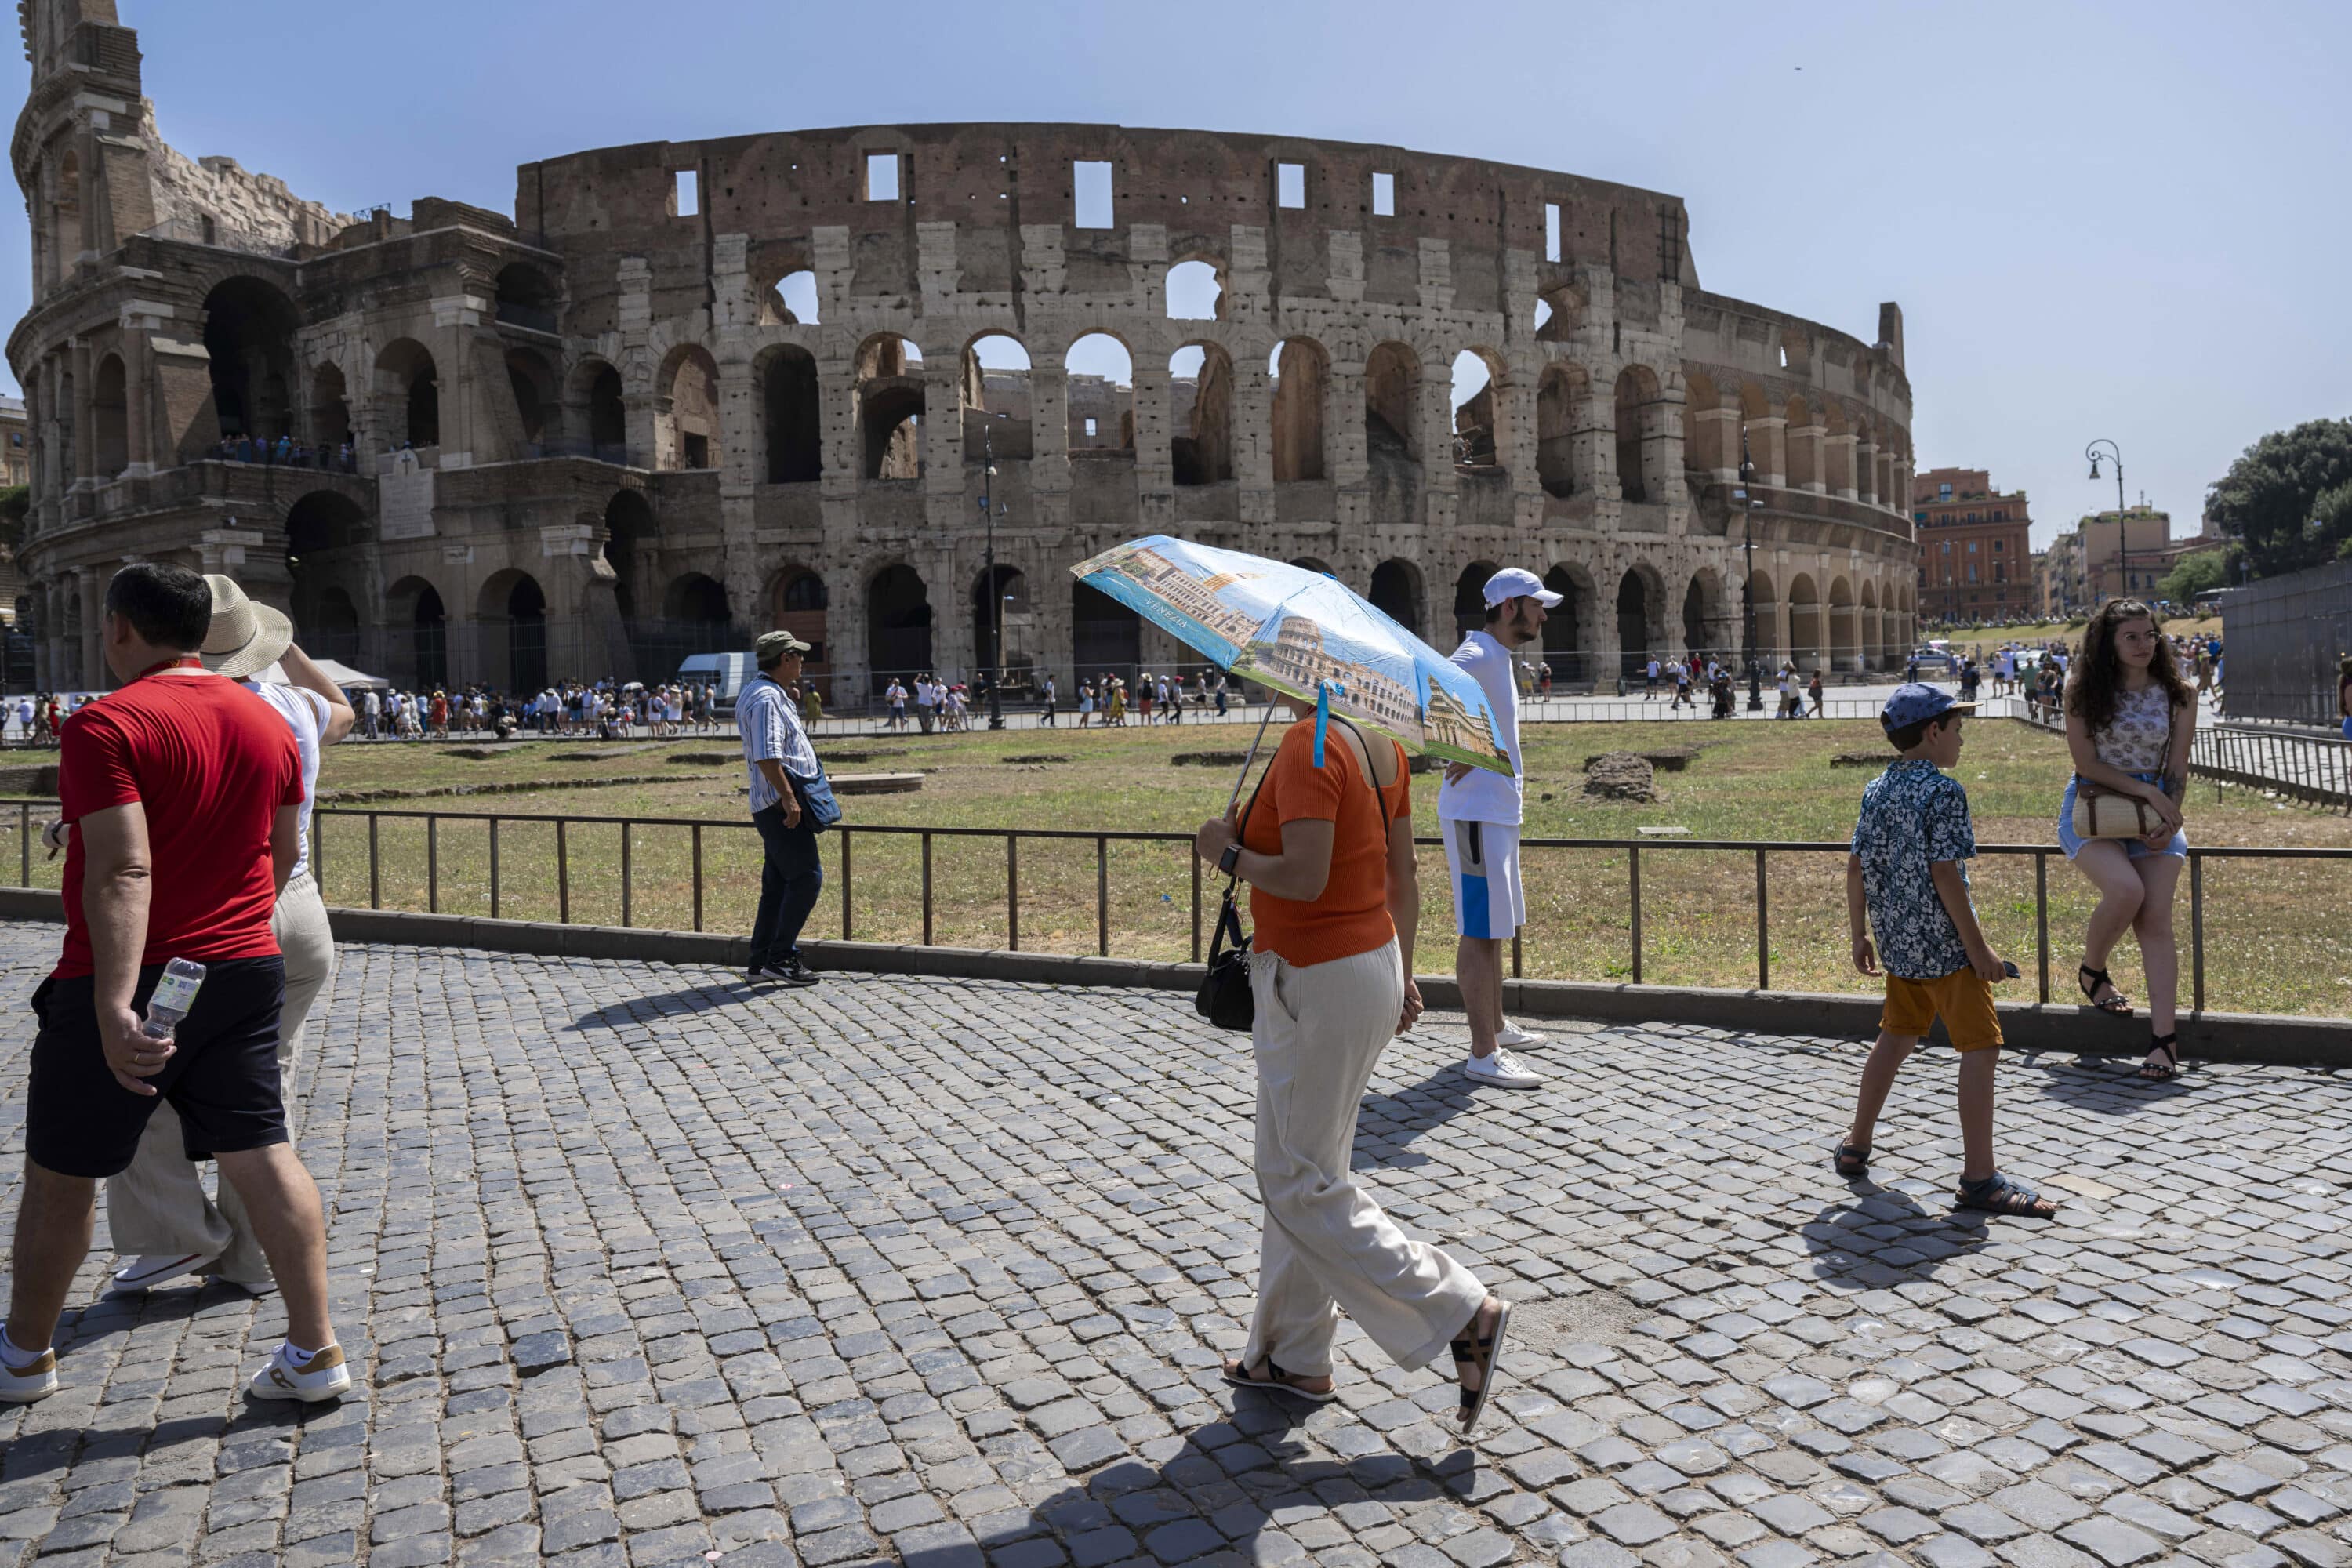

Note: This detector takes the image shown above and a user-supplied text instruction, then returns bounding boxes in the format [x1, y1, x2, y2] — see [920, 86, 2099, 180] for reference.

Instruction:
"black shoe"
[775, 959, 821, 987]
[746, 964, 784, 985]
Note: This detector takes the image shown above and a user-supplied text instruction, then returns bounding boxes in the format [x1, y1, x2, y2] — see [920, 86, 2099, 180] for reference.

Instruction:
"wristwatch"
[1217, 840, 1243, 877]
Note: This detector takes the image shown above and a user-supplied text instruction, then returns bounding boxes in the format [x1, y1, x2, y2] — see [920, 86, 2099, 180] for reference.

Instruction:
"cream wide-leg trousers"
[105, 870, 336, 1283]
[1242, 938, 1485, 1378]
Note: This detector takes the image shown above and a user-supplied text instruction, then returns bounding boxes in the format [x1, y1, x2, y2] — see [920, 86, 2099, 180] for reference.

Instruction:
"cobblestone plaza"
[0, 926, 2348, 1568]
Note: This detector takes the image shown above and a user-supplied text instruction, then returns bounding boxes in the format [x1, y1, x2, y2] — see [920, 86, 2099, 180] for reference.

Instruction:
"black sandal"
[1220, 1355, 1338, 1404]
[2078, 964, 2132, 1016]
[2140, 1033, 2180, 1082]
[1450, 1300, 1513, 1438]
[1957, 1171, 2061, 1218]
[1833, 1142, 1871, 1179]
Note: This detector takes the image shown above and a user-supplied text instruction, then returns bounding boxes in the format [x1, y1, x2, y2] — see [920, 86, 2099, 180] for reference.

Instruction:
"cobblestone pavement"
[0, 924, 2348, 1568]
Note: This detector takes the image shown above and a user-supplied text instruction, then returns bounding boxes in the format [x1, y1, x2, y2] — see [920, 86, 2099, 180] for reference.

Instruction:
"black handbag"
[1195, 768, 1269, 1033]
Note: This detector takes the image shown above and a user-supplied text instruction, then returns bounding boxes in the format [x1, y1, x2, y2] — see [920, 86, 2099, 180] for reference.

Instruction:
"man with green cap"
[739, 630, 832, 985]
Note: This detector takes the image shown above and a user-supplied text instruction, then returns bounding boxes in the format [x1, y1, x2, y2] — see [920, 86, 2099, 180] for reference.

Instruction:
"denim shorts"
[2058, 771, 2187, 862]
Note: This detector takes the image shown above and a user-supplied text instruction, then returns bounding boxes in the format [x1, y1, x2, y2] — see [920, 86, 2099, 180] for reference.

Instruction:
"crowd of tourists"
[205, 434, 360, 472]
[346, 680, 730, 741]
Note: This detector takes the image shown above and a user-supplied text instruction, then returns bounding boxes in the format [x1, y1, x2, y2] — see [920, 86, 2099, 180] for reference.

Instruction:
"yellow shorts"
[1882, 967, 2002, 1053]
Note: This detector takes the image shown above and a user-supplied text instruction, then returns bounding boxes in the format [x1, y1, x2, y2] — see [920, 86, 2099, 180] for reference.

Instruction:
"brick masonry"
[0, 924, 2347, 1566]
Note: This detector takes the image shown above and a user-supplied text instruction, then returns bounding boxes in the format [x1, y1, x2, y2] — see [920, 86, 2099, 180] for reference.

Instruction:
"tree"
[2204, 417, 2352, 576]
[2158, 546, 2228, 607]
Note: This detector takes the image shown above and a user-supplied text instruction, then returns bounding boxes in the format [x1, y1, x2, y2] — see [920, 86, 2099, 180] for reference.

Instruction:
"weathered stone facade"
[9, 0, 1918, 698]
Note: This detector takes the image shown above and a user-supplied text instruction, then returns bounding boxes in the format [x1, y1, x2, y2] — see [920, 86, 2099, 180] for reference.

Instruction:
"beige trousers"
[105, 871, 336, 1282]
[1243, 938, 1485, 1377]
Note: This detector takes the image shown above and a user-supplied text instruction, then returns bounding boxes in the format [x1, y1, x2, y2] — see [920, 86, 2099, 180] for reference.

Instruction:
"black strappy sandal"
[1450, 1300, 1513, 1439]
[2078, 964, 2132, 1016]
[1220, 1356, 1338, 1404]
[2140, 1033, 2180, 1082]
[1833, 1142, 1871, 1179]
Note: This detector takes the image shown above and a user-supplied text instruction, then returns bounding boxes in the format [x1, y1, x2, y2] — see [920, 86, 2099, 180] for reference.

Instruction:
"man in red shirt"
[1, 564, 351, 1406]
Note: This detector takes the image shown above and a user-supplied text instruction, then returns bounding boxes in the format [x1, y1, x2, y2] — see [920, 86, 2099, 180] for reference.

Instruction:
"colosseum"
[9, 1, 1919, 700]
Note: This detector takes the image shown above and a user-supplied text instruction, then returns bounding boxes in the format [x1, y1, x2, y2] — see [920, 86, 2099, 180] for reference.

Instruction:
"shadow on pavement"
[2024, 1052, 2197, 1115]
[1801, 1189, 1993, 1290]
[565, 979, 765, 1031]
[1353, 1064, 1483, 1169]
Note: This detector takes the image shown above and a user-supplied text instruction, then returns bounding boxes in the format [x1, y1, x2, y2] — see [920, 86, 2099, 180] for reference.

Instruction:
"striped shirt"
[738, 674, 818, 814]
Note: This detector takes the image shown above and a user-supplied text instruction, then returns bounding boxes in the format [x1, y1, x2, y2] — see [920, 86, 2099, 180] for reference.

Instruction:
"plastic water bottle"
[140, 958, 207, 1040]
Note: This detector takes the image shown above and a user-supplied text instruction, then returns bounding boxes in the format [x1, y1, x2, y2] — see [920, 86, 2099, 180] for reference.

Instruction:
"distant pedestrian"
[741, 631, 833, 988]
[885, 679, 908, 732]
[2337, 655, 2351, 741]
[1041, 674, 1058, 727]
[1643, 657, 1661, 699]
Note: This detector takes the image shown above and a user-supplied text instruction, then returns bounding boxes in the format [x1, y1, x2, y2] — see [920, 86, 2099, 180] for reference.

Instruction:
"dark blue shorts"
[26, 956, 287, 1178]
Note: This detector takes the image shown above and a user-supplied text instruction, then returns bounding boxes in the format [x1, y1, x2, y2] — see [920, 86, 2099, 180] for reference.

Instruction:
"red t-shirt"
[54, 670, 304, 978]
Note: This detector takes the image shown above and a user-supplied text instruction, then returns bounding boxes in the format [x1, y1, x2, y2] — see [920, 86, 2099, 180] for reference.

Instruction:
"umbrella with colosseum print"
[1070, 535, 1515, 802]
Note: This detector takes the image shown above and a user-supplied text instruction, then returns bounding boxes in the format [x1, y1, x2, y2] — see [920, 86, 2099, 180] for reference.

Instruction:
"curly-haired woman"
[2060, 599, 2196, 1080]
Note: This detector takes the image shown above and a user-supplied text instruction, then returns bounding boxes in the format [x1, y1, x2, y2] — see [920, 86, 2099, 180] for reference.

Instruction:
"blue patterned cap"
[1881, 681, 1973, 730]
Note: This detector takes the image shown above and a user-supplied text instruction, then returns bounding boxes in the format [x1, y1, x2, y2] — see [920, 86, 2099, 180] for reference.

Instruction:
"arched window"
[856, 335, 924, 480]
[657, 345, 723, 470]
[1066, 334, 1134, 453]
[1451, 350, 1504, 471]
[1363, 343, 1419, 463]
[761, 346, 822, 481]
[208, 278, 301, 444]
[960, 334, 1033, 462]
[376, 338, 439, 448]
[1269, 339, 1327, 482]
[1170, 344, 1232, 485]
[1614, 366, 1661, 503]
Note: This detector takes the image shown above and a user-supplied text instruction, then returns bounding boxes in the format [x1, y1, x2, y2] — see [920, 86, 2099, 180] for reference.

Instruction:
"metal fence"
[0, 800, 2332, 1019]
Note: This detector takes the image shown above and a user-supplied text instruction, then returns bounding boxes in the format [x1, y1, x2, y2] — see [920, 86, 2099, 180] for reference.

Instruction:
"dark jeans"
[750, 801, 823, 969]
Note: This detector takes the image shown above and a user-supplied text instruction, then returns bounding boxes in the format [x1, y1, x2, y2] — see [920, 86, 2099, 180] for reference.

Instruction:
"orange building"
[1912, 467, 2031, 622]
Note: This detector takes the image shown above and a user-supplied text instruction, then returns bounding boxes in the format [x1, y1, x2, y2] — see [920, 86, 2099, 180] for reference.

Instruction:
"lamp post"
[981, 419, 1007, 730]
[2085, 438, 2126, 601]
[1738, 427, 1764, 710]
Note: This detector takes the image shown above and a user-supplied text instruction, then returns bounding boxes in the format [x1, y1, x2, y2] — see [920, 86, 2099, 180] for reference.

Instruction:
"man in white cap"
[1439, 567, 1554, 1090]
[104, 575, 354, 1301]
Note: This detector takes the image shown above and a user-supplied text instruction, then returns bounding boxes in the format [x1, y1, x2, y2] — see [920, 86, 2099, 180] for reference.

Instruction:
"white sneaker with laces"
[0, 1348, 56, 1404]
[1463, 1049, 1543, 1090]
[246, 1342, 352, 1403]
[1494, 1022, 1548, 1050]
[111, 1250, 222, 1293]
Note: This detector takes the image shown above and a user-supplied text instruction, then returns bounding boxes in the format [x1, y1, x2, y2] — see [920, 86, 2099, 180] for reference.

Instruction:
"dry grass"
[12, 713, 2339, 1016]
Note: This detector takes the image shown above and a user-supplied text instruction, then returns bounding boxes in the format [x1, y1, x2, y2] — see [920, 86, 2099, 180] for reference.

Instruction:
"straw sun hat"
[199, 575, 293, 681]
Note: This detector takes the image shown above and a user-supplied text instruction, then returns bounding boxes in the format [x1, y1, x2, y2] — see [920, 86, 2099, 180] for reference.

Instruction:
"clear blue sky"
[8, 0, 2347, 548]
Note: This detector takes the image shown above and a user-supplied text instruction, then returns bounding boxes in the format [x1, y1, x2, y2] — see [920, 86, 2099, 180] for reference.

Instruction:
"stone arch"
[960, 332, 1033, 461]
[771, 565, 830, 694]
[1289, 557, 1334, 575]
[1682, 370, 1723, 476]
[1537, 361, 1586, 499]
[1367, 557, 1424, 638]
[1065, 332, 1134, 452]
[1543, 562, 1595, 681]
[90, 353, 128, 477]
[1613, 364, 1662, 503]
[1747, 567, 1778, 662]
[1170, 342, 1233, 485]
[1166, 257, 1225, 321]
[856, 333, 925, 480]
[972, 564, 1031, 682]
[1860, 579, 1882, 668]
[1617, 563, 1666, 677]
[1451, 348, 1506, 472]
[1684, 564, 1730, 664]
[1454, 560, 1501, 642]
[205, 277, 300, 445]
[494, 263, 561, 334]
[1269, 337, 1327, 481]
[1363, 341, 1420, 463]
[375, 338, 439, 448]
[1786, 572, 1823, 670]
[758, 268, 821, 327]
[505, 346, 560, 449]
[866, 562, 933, 691]
[1783, 394, 1818, 491]
[386, 574, 449, 689]
[308, 361, 351, 448]
[1828, 574, 1858, 670]
[758, 343, 822, 481]
[663, 572, 730, 626]
[1534, 281, 1586, 343]
[655, 343, 723, 470]
[1072, 578, 1140, 684]
[478, 568, 549, 694]
[602, 489, 656, 619]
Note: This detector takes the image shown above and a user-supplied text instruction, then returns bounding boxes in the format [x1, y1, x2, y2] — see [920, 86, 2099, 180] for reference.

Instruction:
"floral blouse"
[2093, 684, 2176, 775]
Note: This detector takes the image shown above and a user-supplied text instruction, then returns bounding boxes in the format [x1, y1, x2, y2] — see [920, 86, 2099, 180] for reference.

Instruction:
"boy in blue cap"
[1836, 683, 2059, 1218]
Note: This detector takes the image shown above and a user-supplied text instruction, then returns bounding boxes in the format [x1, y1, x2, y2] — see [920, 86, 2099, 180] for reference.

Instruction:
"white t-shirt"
[1437, 630, 1524, 826]
[248, 680, 330, 883]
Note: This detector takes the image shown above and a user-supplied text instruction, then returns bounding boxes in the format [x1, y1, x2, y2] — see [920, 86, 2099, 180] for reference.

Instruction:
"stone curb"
[1, 886, 2342, 1068]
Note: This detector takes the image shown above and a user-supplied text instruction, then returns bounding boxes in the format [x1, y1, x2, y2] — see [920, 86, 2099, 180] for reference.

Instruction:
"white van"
[676, 652, 757, 713]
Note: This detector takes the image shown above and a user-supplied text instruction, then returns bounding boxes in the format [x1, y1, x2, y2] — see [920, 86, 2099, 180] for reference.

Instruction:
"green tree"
[2158, 546, 2229, 606]
[2204, 417, 2352, 575]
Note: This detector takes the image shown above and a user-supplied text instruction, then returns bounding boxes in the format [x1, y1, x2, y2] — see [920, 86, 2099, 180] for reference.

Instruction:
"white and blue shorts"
[1443, 818, 1525, 940]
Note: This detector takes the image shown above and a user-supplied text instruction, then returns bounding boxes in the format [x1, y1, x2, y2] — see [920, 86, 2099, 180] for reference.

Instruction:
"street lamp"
[1737, 426, 1764, 710]
[2085, 438, 2126, 601]
[981, 418, 1007, 730]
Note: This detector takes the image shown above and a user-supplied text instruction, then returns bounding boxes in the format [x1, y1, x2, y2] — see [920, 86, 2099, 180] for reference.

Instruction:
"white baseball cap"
[1483, 567, 1564, 608]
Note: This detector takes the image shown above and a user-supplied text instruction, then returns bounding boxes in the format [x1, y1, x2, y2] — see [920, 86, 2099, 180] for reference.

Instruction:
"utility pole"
[1738, 427, 1763, 710]
[2086, 439, 2126, 601]
[982, 419, 1007, 729]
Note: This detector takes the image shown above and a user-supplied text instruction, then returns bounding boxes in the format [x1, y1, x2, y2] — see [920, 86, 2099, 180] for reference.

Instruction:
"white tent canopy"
[310, 658, 388, 690]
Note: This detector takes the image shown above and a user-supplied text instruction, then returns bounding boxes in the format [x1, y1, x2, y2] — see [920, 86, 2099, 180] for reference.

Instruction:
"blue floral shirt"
[1850, 758, 1977, 980]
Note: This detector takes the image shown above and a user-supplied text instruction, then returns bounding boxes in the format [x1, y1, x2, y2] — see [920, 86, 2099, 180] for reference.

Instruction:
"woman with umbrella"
[1073, 536, 1520, 1437]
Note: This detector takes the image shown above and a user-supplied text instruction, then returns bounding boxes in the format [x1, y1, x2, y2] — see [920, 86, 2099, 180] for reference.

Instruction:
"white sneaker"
[0, 1348, 56, 1404]
[1464, 1050, 1543, 1090]
[1494, 1022, 1548, 1050]
[111, 1250, 221, 1292]
[246, 1342, 352, 1403]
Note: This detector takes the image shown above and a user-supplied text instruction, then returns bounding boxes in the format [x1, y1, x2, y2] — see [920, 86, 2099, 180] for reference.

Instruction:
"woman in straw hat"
[103, 576, 354, 1294]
